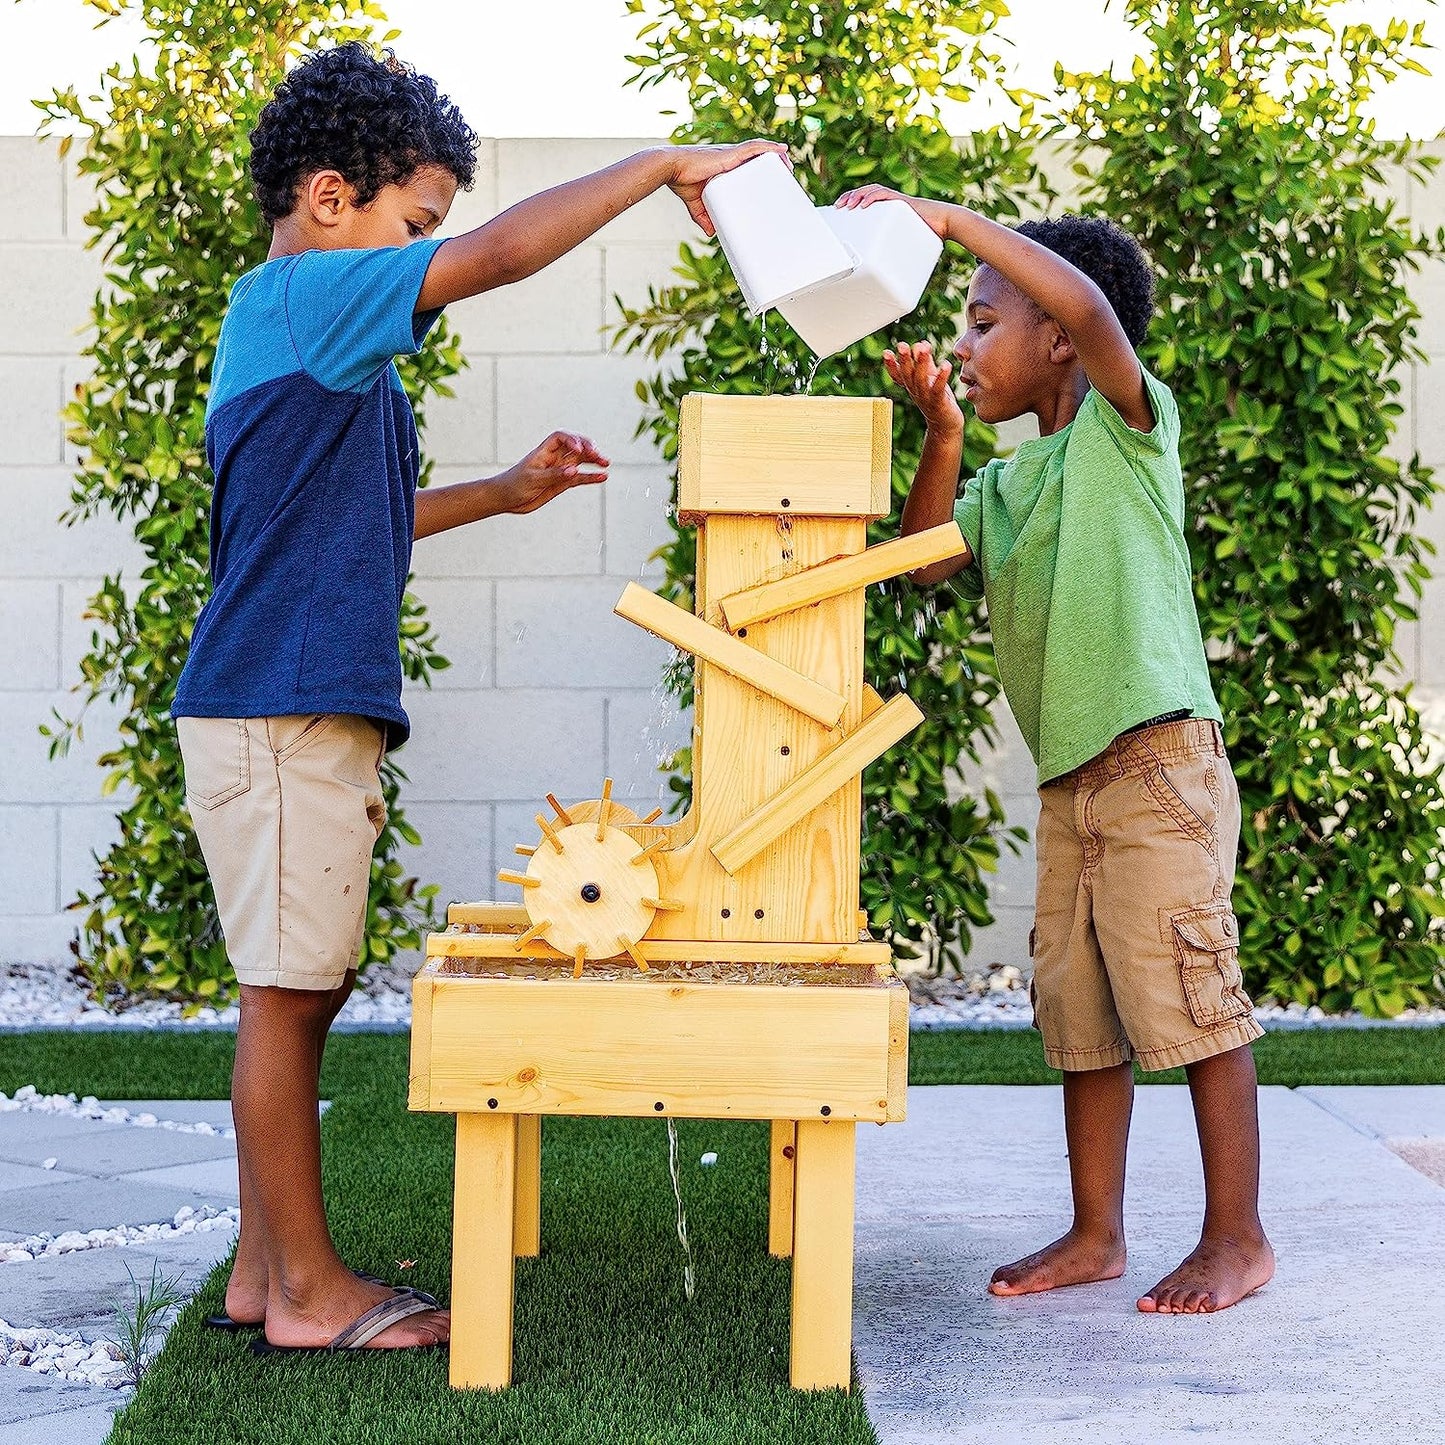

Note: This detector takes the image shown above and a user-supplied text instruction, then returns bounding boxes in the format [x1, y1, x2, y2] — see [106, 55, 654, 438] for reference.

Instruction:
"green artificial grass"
[5, 1025, 1442, 1101]
[909, 1025, 1445, 1086]
[1, 1024, 1440, 1444]
[3, 1033, 873, 1445]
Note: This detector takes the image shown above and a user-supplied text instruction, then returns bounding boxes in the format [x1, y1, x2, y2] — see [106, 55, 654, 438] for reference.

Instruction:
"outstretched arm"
[837, 187, 1154, 433]
[417, 141, 787, 311]
[413, 432, 608, 541]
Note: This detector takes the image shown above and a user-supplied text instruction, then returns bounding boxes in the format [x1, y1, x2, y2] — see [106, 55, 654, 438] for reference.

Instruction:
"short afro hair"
[249, 42, 477, 226]
[1012, 215, 1156, 348]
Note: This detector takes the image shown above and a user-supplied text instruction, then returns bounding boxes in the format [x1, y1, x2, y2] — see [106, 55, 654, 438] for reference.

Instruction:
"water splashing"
[758, 310, 803, 394]
[666, 1118, 696, 1302]
[636, 671, 685, 805]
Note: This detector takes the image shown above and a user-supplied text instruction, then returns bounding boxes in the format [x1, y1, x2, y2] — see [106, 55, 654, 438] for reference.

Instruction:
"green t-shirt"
[952, 369, 1221, 785]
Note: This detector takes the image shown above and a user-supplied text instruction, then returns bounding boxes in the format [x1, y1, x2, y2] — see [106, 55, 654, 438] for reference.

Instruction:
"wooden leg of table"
[768, 1120, 797, 1258]
[449, 1112, 517, 1390]
[514, 1114, 542, 1258]
[789, 1119, 856, 1392]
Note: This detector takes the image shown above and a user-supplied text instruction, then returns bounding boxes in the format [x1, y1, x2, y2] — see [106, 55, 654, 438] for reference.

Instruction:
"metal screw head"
[580, 882, 602, 903]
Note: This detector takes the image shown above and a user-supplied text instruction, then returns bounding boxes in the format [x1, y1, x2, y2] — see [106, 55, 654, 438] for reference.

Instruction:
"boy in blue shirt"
[836, 184, 1274, 1317]
[173, 41, 782, 1353]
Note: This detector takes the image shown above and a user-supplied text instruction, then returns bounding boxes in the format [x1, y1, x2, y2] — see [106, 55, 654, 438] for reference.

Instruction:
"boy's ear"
[303, 170, 352, 228]
[1046, 322, 1078, 366]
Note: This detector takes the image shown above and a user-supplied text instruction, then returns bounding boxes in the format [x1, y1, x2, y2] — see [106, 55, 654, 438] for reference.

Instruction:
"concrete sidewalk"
[0, 1100, 239, 1445]
[855, 1085, 1445, 1445]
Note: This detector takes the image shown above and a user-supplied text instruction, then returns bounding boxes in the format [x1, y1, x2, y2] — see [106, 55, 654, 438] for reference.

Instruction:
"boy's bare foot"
[988, 1227, 1127, 1296]
[263, 1270, 450, 1349]
[1137, 1232, 1274, 1314]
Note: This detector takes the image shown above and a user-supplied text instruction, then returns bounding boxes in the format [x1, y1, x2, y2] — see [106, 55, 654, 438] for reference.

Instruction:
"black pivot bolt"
[580, 882, 602, 903]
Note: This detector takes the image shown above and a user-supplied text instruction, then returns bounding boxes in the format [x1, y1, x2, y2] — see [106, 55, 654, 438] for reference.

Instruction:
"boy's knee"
[240, 981, 344, 1024]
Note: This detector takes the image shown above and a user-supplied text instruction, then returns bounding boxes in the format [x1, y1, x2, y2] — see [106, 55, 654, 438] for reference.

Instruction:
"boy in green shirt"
[836, 187, 1274, 1315]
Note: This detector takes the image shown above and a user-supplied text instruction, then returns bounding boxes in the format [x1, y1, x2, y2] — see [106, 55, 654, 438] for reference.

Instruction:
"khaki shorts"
[1031, 718, 1263, 1073]
[177, 714, 387, 991]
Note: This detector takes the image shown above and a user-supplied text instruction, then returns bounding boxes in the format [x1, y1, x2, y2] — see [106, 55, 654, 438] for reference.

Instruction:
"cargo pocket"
[183, 718, 251, 811]
[1168, 904, 1250, 1028]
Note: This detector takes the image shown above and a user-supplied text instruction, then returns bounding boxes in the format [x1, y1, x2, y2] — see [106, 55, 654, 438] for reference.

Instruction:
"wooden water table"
[409, 393, 969, 1391]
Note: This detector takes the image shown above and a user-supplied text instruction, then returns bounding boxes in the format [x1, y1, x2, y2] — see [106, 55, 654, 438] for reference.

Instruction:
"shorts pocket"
[183, 718, 251, 811]
[1168, 903, 1251, 1028]
[270, 713, 335, 762]
[1142, 764, 1214, 853]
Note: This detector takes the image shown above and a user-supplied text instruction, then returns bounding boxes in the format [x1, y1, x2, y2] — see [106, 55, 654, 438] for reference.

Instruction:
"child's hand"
[666, 140, 791, 235]
[496, 432, 609, 515]
[884, 342, 963, 436]
[834, 184, 953, 241]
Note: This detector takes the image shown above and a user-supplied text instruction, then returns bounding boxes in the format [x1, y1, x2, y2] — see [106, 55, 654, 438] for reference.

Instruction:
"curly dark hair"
[249, 42, 477, 226]
[1013, 215, 1156, 348]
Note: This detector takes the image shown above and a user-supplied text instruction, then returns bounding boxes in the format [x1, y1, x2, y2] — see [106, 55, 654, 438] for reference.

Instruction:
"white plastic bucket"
[701, 154, 854, 314]
[778, 201, 944, 359]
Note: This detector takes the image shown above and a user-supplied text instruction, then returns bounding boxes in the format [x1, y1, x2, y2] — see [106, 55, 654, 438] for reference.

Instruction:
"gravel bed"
[0, 1085, 234, 1138]
[905, 964, 1445, 1030]
[0, 1204, 238, 1265]
[0, 958, 414, 1031]
[1, 957, 1441, 1032]
[0, 1320, 130, 1389]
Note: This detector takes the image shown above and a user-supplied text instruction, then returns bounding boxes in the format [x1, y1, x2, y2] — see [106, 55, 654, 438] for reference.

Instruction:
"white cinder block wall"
[2, 136, 1442, 971]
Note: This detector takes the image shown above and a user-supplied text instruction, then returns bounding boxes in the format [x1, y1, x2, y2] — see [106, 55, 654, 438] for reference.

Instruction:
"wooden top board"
[677, 393, 893, 519]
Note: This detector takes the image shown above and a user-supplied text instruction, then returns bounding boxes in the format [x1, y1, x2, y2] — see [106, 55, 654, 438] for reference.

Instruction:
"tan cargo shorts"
[1031, 718, 1263, 1073]
[176, 714, 387, 991]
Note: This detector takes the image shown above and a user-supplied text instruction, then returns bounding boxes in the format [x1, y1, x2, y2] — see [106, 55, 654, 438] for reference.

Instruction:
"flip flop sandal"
[249, 1288, 445, 1356]
[205, 1274, 437, 1331]
[356, 1273, 440, 1306]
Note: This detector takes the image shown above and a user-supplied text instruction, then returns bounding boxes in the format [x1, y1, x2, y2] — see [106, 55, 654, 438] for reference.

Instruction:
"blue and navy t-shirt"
[172, 239, 446, 748]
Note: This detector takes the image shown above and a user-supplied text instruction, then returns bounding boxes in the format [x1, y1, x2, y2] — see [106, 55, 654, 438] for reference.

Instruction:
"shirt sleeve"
[950, 469, 986, 601]
[284, 239, 447, 393]
[1085, 368, 1179, 457]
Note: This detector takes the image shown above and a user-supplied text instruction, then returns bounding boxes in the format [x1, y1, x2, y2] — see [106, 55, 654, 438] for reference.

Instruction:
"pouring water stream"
[666, 1118, 697, 1302]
